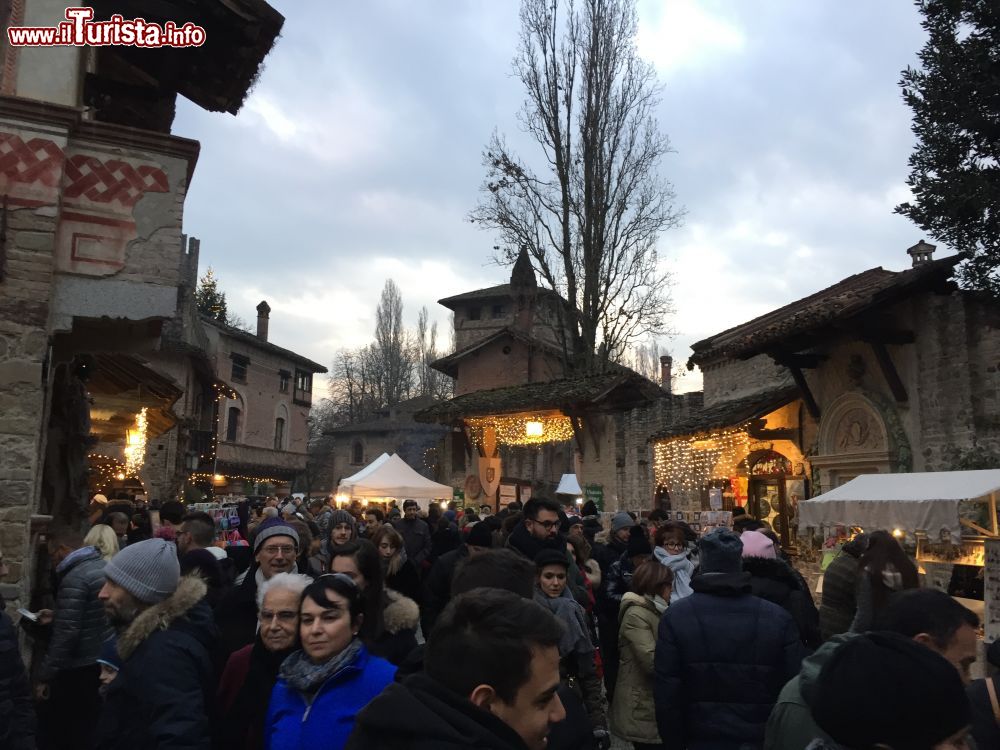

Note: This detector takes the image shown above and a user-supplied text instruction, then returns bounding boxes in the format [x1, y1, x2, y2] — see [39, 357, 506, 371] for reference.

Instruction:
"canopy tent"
[337, 453, 453, 509]
[799, 470, 1000, 543]
[555, 473, 582, 496]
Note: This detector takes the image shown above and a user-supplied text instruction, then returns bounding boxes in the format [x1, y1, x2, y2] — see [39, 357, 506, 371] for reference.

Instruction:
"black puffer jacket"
[420, 544, 469, 635]
[743, 556, 821, 650]
[0, 604, 35, 750]
[654, 571, 807, 750]
[214, 567, 259, 657]
[39, 547, 111, 681]
[96, 577, 218, 750]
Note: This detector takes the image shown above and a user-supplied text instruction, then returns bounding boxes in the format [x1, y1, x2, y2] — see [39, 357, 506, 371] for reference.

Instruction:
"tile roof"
[437, 284, 564, 309]
[415, 371, 665, 423]
[688, 256, 960, 367]
[648, 385, 801, 441]
[430, 328, 564, 377]
[201, 316, 328, 373]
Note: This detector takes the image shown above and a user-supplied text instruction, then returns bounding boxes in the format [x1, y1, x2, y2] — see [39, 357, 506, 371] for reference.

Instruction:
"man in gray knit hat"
[96, 538, 217, 750]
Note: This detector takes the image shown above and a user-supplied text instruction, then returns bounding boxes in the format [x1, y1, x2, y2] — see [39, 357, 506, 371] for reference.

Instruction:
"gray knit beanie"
[252, 519, 300, 554]
[698, 528, 744, 574]
[104, 538, 179, 604]
[611, 511, 635, 533]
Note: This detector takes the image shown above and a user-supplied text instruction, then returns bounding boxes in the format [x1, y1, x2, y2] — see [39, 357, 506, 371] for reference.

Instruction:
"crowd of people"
[0, 492, 997, 750]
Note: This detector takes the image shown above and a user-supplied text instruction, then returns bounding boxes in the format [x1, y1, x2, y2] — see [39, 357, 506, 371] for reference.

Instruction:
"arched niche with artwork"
[811, 392, 900, 491]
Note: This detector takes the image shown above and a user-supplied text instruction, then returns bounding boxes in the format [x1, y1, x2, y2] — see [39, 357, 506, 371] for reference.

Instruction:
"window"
[468, 306, 481, 321]
[279, 370, 290, 393]
[225, 407, 241, 442]
[231, 354, 249, 383]
[293, 370, 313, 405]
[491, 304, 507, 319]
[274, 417, 285, 451]
[351, 441, 364, 465]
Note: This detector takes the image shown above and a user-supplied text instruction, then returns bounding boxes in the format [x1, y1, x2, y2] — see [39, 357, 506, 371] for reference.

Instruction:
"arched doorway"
[744, 449, 794, 547]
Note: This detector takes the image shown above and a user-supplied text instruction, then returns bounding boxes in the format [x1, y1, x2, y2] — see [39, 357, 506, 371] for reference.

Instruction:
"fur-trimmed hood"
[118, 575, 208, 660]
[383, 588, 419, 635]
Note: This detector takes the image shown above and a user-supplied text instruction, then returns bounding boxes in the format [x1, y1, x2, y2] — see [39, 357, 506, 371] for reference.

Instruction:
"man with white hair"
[217, 572, 312, 750]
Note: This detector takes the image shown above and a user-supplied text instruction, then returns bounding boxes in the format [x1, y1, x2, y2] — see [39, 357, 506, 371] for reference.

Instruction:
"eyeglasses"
[260, 544, 296, 556]
[530, 518, 558, 530]
[663, 541, 686, 551]
[259, 609, 297, 624]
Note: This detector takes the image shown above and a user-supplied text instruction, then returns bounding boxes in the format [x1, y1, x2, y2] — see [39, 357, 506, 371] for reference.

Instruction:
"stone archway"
[811, 392, 894, 492]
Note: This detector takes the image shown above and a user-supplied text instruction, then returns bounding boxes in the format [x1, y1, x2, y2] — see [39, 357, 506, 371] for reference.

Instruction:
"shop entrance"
[747, 450, 794, 548]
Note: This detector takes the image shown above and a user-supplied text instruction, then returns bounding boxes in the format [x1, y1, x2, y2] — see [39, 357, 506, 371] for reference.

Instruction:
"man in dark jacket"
[37, 526, 112, 750]
[0, 547, 35, 750]
[347, 589, 566, 750]
[655, 528, 806, 750]
[506, 498, 588, 609]
[392, 500, 432, 569]
[592, 511, 635, 699]
[96, 539, 218, 750]
[215, 520, 300, 656]
[818, 533, 867, 641]
[420, 522, 493, 635]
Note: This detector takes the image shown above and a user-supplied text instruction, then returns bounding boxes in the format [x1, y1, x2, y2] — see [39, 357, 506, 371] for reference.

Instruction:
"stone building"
[651, 243, 1000, 549]
[0, 0, 283, 607]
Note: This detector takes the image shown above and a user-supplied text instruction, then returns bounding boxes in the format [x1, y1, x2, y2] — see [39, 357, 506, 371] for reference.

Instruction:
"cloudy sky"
[174, 0, 930, 394]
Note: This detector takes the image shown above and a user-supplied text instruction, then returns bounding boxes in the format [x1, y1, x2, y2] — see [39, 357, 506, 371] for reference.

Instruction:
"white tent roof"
[798, 470, 1000, 542]
[337, 453, 453, 505]
[339, 453, 390, 485]
[555, 474, 582, 495]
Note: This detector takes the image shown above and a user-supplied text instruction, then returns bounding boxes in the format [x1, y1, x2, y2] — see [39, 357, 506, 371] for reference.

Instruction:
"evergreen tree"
[895, 0, 1000, 295]
[195, 267, 228, 323]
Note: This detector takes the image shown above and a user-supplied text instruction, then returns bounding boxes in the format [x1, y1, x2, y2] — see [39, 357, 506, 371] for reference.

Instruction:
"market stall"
[799, 470, 1000, 544]
[336, 453, 453, 510]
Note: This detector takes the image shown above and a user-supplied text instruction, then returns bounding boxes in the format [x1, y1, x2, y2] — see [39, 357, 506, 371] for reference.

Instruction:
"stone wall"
[454, 336, 564, 395]
[701, 354, 792, 406]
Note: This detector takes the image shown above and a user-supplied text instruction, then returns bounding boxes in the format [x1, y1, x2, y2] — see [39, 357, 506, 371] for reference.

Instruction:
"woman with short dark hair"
[371, 525, 421, 603]
[328, 540, 419, 665]
[264, 574, 396, 750]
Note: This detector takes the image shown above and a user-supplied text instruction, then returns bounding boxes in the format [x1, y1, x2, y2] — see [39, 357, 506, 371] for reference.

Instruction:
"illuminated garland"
[123, 408, 148, 477]
[466, 414, 576, 447]
[191, 471, 285, 485]
[652, 425, 752, 492]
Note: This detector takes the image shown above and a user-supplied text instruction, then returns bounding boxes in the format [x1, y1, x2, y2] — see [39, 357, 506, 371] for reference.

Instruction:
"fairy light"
[123, 408, 148, 477]
[652, 424, 752, 493]
[466, 414, 576, 447]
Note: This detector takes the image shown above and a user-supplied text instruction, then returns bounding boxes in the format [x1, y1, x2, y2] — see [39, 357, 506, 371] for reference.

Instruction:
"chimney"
[256, 300, 271, 341]
[906, 239, 935, 267]
[660, 355, 673, 394]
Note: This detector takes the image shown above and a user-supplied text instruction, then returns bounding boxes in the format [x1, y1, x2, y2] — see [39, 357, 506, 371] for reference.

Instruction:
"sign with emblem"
[478, 456, 502, 499]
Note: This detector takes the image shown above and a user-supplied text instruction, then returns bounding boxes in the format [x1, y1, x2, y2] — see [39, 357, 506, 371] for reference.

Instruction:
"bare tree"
[373, 280, 416, 407]
[416, 306, 454, 400]
[471, 0, 682, 370]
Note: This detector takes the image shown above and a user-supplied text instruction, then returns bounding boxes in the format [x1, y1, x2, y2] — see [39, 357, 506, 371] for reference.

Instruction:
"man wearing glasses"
[506, 498, 589, 609]
[215, 519, 302, 656]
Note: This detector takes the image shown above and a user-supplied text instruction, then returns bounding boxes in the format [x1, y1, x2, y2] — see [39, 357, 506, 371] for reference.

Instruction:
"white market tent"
[799, 469, 1000, 543]
[555, 473, 583, 496]
[337, 453, 453, 510]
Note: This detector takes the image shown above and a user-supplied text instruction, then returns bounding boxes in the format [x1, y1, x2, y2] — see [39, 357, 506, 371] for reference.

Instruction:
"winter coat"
[264, 643, 396, 750]
[420, 544, 468, 635]
[604, 553, 637, 605]
[654, 571, 807, 750]
[385, 558, 421, 605]
[0, 604, 35, 750]
[818, 551, 861, 641]
[216, 638, 294, 750]
[345, 671, 531, 750]
[391, 518, 432, 567]
[370, 589, 420, 666]
[96, 576, 219, 750]
[968, 675, 1000, 750]
[743, 556, 821, 650]
[763, 634, 856, 750]
[39, 546, 111, 681]
[610, 592, 662, 744]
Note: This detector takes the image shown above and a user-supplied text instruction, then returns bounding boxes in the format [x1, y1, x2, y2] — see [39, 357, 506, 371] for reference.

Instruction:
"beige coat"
[609, 592, 662, 744]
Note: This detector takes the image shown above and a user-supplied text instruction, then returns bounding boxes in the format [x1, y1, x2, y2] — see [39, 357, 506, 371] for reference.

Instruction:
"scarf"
[652, 594, 669, 614]
[533, 587, 593, 659]
[653, 546, 695, 602]
[279, 638, 362, 694]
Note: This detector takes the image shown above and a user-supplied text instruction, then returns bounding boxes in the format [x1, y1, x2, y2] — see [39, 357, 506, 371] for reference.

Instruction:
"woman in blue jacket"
[265, 574, 396, 750]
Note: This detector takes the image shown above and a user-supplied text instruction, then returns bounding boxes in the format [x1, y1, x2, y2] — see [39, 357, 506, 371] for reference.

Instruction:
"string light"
[652, 424, 752, 492]
[466, 414, 576, 447]
[190, 471, 286, 485]
[123, 408, 148, 477]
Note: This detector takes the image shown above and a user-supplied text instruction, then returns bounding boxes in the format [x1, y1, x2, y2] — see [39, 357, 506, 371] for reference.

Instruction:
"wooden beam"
[786, 365, 821, 420]
[960, 517, 997, 538]
[991, 492, 998, 536]
[860, 329, 915, 346]
[869, 341, 908, 403]
[568, 415, 585, 458]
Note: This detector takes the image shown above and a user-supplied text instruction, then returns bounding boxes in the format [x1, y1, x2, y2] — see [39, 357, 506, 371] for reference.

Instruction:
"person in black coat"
[0, 547, 35, 750]
[95, 540, 219, 750]
[968, 639, 1000, 750]
[654, 529, 806, 750]
[420, 523, 495, 636]
[740, 530, 821, 650]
